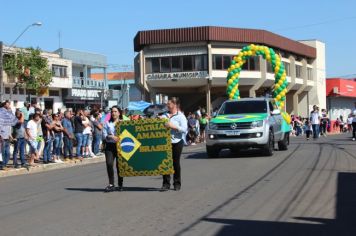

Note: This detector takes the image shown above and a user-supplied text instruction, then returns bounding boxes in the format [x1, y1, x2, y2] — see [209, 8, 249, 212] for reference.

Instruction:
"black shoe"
[104, 184, 115, 192]
[116, 186, 124, 192]
[174, 185, 181, 191]
[43, 161, 48, 164]
[160, 185, 170, 192]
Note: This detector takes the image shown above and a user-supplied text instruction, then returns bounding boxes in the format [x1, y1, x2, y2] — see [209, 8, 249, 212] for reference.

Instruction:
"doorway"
[44, 98, 54, 110]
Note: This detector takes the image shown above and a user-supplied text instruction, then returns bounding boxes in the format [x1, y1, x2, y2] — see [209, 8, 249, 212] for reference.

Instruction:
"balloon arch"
[226, 44, 291, 124]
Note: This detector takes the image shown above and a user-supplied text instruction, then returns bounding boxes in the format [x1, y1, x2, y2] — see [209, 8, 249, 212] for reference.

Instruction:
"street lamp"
[10, 22, 42, 47]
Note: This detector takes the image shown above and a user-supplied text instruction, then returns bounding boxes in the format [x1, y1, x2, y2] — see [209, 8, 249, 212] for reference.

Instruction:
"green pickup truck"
[206, 98, 290, 157]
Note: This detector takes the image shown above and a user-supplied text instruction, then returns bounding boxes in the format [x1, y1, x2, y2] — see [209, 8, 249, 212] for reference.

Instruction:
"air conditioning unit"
[333, 87, 339, 94]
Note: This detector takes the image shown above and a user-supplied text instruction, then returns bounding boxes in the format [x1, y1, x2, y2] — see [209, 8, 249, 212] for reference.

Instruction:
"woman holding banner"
[103, 106, 124, 192]
[161, 97, 188, 191]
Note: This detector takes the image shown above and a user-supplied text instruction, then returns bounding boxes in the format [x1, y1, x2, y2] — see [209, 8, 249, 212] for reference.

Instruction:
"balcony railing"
[72, 76, 105, 89]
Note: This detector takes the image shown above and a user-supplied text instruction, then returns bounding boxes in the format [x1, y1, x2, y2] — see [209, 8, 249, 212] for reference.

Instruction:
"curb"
[0, 156, 105, 178]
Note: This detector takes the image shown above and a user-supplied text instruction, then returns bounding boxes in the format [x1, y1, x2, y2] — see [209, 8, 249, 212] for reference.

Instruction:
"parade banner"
[117, 118, 174, 177]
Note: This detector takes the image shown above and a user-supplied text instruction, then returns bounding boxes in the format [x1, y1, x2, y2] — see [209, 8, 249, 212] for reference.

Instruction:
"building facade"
[326, 78, 356, 124]
[1, 46, 111, 111]
[2, 45, 72, 111]
[134, 26, 326, 116]
[54, 48, 108, 110]
[91, 72, 142, 108]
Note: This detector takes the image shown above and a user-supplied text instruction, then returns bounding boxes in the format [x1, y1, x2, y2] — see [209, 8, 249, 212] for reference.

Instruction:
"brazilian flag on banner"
[116, 118, 174, 177]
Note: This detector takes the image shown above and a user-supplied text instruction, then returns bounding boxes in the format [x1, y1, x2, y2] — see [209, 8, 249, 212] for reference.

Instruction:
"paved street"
[0, 133, 356, 236]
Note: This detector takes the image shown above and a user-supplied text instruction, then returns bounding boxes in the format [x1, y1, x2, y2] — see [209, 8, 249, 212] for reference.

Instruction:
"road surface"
[0, 133, 355, 236]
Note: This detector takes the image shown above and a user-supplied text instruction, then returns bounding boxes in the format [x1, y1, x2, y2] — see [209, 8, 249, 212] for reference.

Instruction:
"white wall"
[299, 40, 326, 110]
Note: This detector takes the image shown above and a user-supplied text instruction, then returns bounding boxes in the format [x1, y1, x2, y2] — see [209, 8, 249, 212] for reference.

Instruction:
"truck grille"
[216, 122, 252, 130]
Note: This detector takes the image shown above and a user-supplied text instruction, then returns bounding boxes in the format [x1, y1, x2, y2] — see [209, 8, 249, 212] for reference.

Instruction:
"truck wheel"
[262, 131, 274, 156]
[206, 146, 220, 158]
[278, 132, 289, 151]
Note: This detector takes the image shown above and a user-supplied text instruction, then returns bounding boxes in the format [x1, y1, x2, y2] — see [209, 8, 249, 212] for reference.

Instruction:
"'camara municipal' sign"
[147, 71, 208, 80]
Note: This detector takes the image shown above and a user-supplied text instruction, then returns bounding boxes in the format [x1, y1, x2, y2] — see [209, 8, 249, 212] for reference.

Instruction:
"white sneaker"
[191, 143, 197, 146]
[353, 138, 355, 141]
[57, 159, 64, 163]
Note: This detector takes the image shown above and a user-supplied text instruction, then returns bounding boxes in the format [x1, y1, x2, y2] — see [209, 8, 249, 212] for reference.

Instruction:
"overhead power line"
[274, 16, 356, 32]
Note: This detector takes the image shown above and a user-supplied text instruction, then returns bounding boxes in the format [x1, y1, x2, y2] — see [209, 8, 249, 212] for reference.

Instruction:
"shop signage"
[67, 88, 113, 100]
[146, 71, 208, 80]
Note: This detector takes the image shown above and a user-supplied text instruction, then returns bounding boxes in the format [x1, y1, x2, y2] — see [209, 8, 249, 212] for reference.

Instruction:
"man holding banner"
[160, 97, 188, 191]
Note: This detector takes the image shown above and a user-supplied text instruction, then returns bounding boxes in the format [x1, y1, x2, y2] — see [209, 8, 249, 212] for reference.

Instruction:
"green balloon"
[231, 60, 236, 65]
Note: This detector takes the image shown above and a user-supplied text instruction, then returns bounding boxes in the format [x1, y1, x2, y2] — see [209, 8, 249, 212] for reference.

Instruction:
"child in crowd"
[304, 119, 312, 140]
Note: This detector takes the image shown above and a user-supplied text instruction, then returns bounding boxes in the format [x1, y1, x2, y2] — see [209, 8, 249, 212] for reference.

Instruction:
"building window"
[213, 55, 259, 71]
[223, 56, 231, 70]
[195, 54, 207, 71]
[283, 62, 290, 76]
[182, 56, 193, 71]
[296, 65, 302, 78]
[52, 65, 68, 78]
[241, 57, 260, 71]
[213, 55, 223, 70]
[146, 55, 207, 73]
[307, 68, 313, 80]
[19, 88, 24, 95]
[160, 57, 170, 73]
[249, 57, 260, 71]
[171, 57, 182, 72]
[151, 58, 160, 73]
[27, 89, 36, 95]
[49, 90, 60, 96]
[5, 87, 10, 94]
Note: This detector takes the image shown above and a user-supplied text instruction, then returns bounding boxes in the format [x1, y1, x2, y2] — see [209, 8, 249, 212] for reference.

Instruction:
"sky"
[1, 0, 355, 77]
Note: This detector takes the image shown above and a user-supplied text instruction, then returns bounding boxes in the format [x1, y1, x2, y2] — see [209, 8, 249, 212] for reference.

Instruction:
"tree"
[3, 47, 52, 95]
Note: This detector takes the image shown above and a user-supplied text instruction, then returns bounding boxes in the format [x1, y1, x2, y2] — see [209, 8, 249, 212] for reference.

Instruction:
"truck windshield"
[218, 101, 267, 114]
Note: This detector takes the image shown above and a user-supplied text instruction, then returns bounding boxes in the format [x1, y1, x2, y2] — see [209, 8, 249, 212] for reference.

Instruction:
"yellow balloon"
[274, 67, 280, 73]
[228, 79, 234, 85]
[278, 80, 283, 85]
[234, 84, 239, 89]
[275, 84, 280, 89]
[276, 95, 281, 100]
[280, 92, 285, 97]
[238, 96, 240, 99]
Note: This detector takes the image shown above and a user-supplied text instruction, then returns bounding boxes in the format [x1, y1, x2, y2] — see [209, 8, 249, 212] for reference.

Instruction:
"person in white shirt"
[352, 102, 356, 141]
[82, 112, 92, 158]
[310, 105, 321, 139]
[26, 113, 41, 166]
[347, 114, 353, 133]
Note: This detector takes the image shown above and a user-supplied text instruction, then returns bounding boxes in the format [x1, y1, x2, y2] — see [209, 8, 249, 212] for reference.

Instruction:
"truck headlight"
[251, 120, 264, 128]
[209, 123, 218, 130]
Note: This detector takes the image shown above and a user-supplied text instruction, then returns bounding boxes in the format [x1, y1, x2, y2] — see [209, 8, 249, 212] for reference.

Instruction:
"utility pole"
[0, 41, 3, 102]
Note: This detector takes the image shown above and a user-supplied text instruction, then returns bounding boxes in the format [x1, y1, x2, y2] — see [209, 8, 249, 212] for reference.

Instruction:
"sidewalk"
[0, 155, 105, 178]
